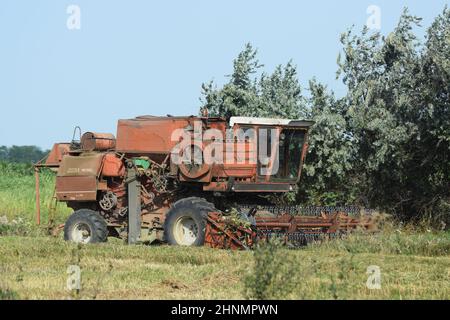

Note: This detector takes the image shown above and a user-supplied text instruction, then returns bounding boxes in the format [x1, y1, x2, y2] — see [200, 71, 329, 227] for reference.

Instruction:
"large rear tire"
[64, 209, 108, 244]
[164, 197, 215, 246]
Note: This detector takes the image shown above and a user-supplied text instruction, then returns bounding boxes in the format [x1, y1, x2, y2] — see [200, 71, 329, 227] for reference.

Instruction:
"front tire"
[164, 197, 215, 246]
[64, 209, 108, 244]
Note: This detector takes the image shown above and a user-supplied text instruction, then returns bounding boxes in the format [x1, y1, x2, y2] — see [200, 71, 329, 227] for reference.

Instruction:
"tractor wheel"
[164, 197, 215, 246]
[64, 209, 108, 244]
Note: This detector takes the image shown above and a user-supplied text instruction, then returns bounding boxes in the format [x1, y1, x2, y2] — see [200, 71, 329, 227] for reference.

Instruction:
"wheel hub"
[71, 222, 92, 244]
[173, 216, 198, 246]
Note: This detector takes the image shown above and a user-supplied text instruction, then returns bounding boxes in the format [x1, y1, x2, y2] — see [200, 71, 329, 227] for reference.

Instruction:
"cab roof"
[229, 116, 314, 128]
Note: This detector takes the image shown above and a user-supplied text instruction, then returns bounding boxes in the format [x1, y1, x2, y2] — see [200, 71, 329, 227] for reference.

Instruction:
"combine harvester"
[35, 115, 377, 249]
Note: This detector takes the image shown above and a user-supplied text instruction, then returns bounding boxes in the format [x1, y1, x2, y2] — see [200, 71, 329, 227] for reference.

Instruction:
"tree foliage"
[0, 145, 48, 163]
[337, 8, 450, 221]
[200, 43, 307, 120]
[300, 80, 356, 205]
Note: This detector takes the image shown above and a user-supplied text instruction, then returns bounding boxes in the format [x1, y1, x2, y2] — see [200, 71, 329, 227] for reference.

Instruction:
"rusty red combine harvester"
[35, 115, 376, 249]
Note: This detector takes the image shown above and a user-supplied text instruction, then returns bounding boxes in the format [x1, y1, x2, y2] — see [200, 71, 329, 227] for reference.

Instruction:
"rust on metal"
[101, 153, 125, 177]
[81, 132, 116, 151]
[35, 167, 40, 225]
[43, 143, 71, 167]
[55, 153, 104, 201]
[204, 209, 377, 250]
[204, 212, 256, 250]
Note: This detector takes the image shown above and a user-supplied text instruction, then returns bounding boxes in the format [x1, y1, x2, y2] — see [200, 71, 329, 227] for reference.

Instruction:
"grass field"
[0, 232, 449, 300]
[0, 162, 449, 300]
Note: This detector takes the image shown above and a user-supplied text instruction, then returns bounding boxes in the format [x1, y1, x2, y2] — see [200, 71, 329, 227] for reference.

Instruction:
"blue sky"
[0, 0, 448, 149]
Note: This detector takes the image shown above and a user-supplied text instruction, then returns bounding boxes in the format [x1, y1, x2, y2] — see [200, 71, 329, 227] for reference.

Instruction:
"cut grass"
[0, 161, 449, 300]
[0, 232, 448, 300]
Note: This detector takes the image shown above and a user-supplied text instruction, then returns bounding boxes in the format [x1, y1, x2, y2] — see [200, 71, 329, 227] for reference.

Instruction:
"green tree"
[337, 7, 450, 222]
[258, 61, 307, 119]
[0, 145, 48, 163]
[200, 43, 307, 120]
[0, 146, 8, 160]
[200, 43, 261, 119]
[410, 7, 450, 221]
[299, 80, 356, 205]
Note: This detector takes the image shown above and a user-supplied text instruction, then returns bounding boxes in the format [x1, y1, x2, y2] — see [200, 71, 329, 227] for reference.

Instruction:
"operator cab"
[229, 117, 314, 184]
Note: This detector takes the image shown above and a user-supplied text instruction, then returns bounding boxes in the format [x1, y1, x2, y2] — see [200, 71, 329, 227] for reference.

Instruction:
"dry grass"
[0, 161, 449, 300]
[0, 231, 448, 300]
